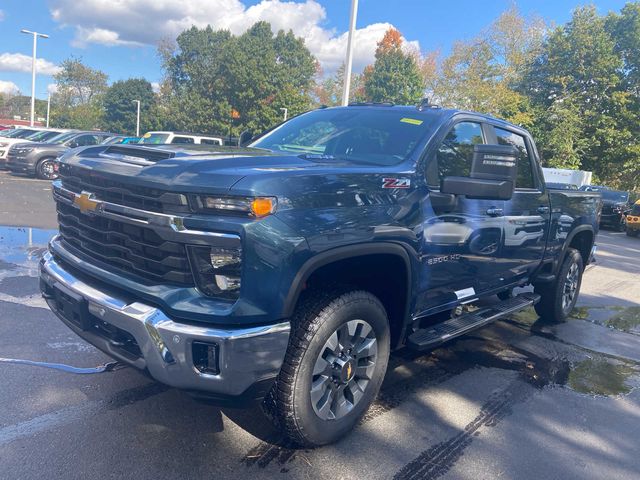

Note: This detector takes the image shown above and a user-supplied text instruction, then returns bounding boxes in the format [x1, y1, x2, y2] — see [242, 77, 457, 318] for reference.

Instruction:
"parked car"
[626, 200, 640, 237]
[102, 135, 141, 145]
[6, 131, 114, 179]
[138, 131, 224, 145]
[0, 128, 69, 168]
[40, 105, 601, 447]
[546, 182, 578, 190]
[595, 187, 630, 231]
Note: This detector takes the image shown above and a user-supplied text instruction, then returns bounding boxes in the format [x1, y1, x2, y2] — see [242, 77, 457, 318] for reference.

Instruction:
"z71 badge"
[382, 177, 411, 189]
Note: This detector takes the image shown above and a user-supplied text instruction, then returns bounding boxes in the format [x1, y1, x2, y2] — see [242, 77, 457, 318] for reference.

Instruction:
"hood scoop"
[99, 145, 176, 166]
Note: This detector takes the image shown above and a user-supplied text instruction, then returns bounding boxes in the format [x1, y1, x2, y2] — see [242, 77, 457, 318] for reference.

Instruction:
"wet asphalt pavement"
[1, 171, 640, 480]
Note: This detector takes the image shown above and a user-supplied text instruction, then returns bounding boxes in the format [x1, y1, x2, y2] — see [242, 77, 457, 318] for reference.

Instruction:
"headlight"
[193, 195, 277, 217]
[187, 245, 242, 299]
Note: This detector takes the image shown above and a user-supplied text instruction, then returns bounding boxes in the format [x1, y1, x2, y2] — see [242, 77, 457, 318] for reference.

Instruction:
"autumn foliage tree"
[363, 28, 425, 104]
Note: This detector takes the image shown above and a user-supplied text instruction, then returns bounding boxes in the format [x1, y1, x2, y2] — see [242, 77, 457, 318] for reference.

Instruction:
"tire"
[36, 157, 58, 180]
[626, 229, 638, 237]
[276, 289, 390, 447]
[534, 248, 583, 323]
[618, 219, 627, 232]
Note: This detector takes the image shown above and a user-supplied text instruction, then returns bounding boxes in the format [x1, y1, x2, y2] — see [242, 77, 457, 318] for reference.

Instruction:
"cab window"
[201, 138, 222, 145]
[427, 121, 485, 186]
[172, 136, 195, 144]
[494, 127, 535, 189]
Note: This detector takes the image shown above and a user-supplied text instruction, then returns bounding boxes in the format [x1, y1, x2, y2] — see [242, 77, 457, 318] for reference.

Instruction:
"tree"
[522, 7, 629, 185]
[363, 28, 425, 104]
[103, 79, 156, 134]
[314, 64, 365, 106]
[160, 22, 317, 136]
[431, 6, 544, 127]
[51, 57, 108, 129]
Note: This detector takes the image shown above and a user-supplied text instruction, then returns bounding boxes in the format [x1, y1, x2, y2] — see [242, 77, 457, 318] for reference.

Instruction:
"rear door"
[490, 125, 550, 284]
[417, 118, 507, 314]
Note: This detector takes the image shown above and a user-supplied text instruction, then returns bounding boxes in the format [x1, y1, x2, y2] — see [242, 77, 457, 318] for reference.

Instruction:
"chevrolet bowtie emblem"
[74, 191, 101, 214]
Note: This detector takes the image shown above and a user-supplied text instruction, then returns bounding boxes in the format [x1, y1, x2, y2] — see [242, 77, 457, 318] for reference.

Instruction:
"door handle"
[486, 207, 503, 217]
[537, 206, 550, 214]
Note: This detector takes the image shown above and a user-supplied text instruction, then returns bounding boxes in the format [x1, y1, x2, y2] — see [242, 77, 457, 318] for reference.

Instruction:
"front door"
[416, 119, 506, 316]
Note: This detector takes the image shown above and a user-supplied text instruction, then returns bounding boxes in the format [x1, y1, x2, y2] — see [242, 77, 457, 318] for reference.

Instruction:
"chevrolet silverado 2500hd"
[40, 105, 601, 446]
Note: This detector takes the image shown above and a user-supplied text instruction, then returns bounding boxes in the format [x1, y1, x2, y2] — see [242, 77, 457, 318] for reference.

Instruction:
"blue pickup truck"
[39, 104, 600, 446]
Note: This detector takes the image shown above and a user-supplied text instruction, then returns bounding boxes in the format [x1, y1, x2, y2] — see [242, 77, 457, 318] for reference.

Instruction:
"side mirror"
[238, 130, 253, 147]
[441, 144, 518, 200]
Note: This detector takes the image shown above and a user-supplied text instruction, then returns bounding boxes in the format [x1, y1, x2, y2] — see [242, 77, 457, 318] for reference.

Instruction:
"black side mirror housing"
[238, 130, 253, 147]
[441, 144, 518, 200]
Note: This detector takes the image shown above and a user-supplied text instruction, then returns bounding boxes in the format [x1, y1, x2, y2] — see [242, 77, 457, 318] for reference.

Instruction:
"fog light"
[192, 341, 219, 375]
[187, 245, 242, 299]
[215, 274, 241, 291]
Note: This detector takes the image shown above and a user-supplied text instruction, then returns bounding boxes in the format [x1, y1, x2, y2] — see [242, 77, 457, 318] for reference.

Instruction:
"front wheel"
[626, 228, 638, 237]
[36, 157, 58, 180]
[276, 290, 390, 447]
[534, 248, 584, 323]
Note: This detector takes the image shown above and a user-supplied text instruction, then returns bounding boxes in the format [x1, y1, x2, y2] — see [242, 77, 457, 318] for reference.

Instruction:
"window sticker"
[400, 118, 423, 126]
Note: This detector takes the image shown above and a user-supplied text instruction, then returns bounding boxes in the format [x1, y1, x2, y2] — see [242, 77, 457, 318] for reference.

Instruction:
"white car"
[138, 131, 224, 146]
[0, 128, 68, 164]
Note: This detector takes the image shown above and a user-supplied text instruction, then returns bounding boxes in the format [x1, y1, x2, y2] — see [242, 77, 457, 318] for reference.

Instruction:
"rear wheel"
[534, 248, 583, 323]
[36, 157, 58, 180]
[276, 289, 390, 447]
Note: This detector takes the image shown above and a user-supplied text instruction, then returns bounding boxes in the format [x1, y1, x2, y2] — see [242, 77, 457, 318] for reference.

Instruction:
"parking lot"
[0, 171, 639, 480]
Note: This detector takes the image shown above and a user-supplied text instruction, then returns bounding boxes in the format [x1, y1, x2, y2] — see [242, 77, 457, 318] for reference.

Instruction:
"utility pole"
[20, 29, 49, 127]
[341, 0, 358, 106]
[280, 107, 288, 121]
[133, 100, 141, 137]
[46, 92, 51, 127]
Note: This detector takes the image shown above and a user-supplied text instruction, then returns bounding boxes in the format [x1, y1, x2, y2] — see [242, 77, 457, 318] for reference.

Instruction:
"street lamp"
[20, 29, 49, 127]
[133, 100, 141, 137]
[341, 0, 358, 106]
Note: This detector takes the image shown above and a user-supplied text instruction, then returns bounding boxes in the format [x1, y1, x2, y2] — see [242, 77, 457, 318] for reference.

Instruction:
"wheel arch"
[282, 243, 413, 349]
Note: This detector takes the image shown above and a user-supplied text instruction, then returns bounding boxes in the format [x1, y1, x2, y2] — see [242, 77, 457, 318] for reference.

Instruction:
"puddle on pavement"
[606, 307, 640, 334]
[568, 358, 638, 396]
[0, 226, 57, 277]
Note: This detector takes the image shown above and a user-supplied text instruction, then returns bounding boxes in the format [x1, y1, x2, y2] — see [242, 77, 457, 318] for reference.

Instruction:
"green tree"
[522, 6, 630, 185]
[160, 22, 317, 136]
[103, 79, 156, 134]
[51, 57, 108, 129]
[363, 28, 424, 104]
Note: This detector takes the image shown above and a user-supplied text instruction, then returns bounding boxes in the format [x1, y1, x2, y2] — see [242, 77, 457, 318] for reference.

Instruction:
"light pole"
[46, 92, 51, 128]
[280, 107, 288, 121]
[133, 100, 140, 137]
[20, 29, 49, 127]
[341, 0, 358, 106]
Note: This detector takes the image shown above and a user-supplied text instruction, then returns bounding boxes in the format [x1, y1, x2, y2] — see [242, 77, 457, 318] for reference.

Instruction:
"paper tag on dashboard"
[455, 287, 476, 299]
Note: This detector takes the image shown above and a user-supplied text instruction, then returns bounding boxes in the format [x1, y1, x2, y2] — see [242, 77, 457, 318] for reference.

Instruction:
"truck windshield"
[139, 133, 170, 144]
[601, 190, 629, 202]
[251, 108, 432, 166]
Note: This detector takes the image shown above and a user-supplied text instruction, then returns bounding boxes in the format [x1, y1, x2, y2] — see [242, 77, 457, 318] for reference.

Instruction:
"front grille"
[56, 201, 194, 286]
[58, 164, 189, 214]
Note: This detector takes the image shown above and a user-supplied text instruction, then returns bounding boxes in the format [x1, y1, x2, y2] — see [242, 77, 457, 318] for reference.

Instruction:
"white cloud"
[47, 83, 58, 94]
[0, 80, 19, 94]
[0, 53, 61, 75]
[48, 0, 420, 74]
[151, 82, 161, 93]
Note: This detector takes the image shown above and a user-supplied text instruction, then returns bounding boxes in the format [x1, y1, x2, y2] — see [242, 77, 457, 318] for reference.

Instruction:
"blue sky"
[0, 0, 632, 99]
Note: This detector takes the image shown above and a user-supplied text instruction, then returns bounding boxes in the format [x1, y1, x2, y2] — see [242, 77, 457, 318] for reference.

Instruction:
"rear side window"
[428, 121, 484, 186]
[201, 138, 222, 145]
[172, 136, 195, 144]
[494, 127, 534, 189]
[73, 135, 101, 146]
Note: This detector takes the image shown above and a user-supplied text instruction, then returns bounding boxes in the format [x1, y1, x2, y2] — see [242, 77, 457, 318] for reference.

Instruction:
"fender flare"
[281, 242, 413, 319]
[558, 224, 595, 272]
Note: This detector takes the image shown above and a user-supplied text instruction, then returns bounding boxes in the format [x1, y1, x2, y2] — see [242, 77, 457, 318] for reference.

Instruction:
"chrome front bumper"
[39, 252, 290, 397]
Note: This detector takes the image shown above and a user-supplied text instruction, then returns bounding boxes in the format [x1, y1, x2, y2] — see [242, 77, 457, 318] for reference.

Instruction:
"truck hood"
[60, 147, 401, 195]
